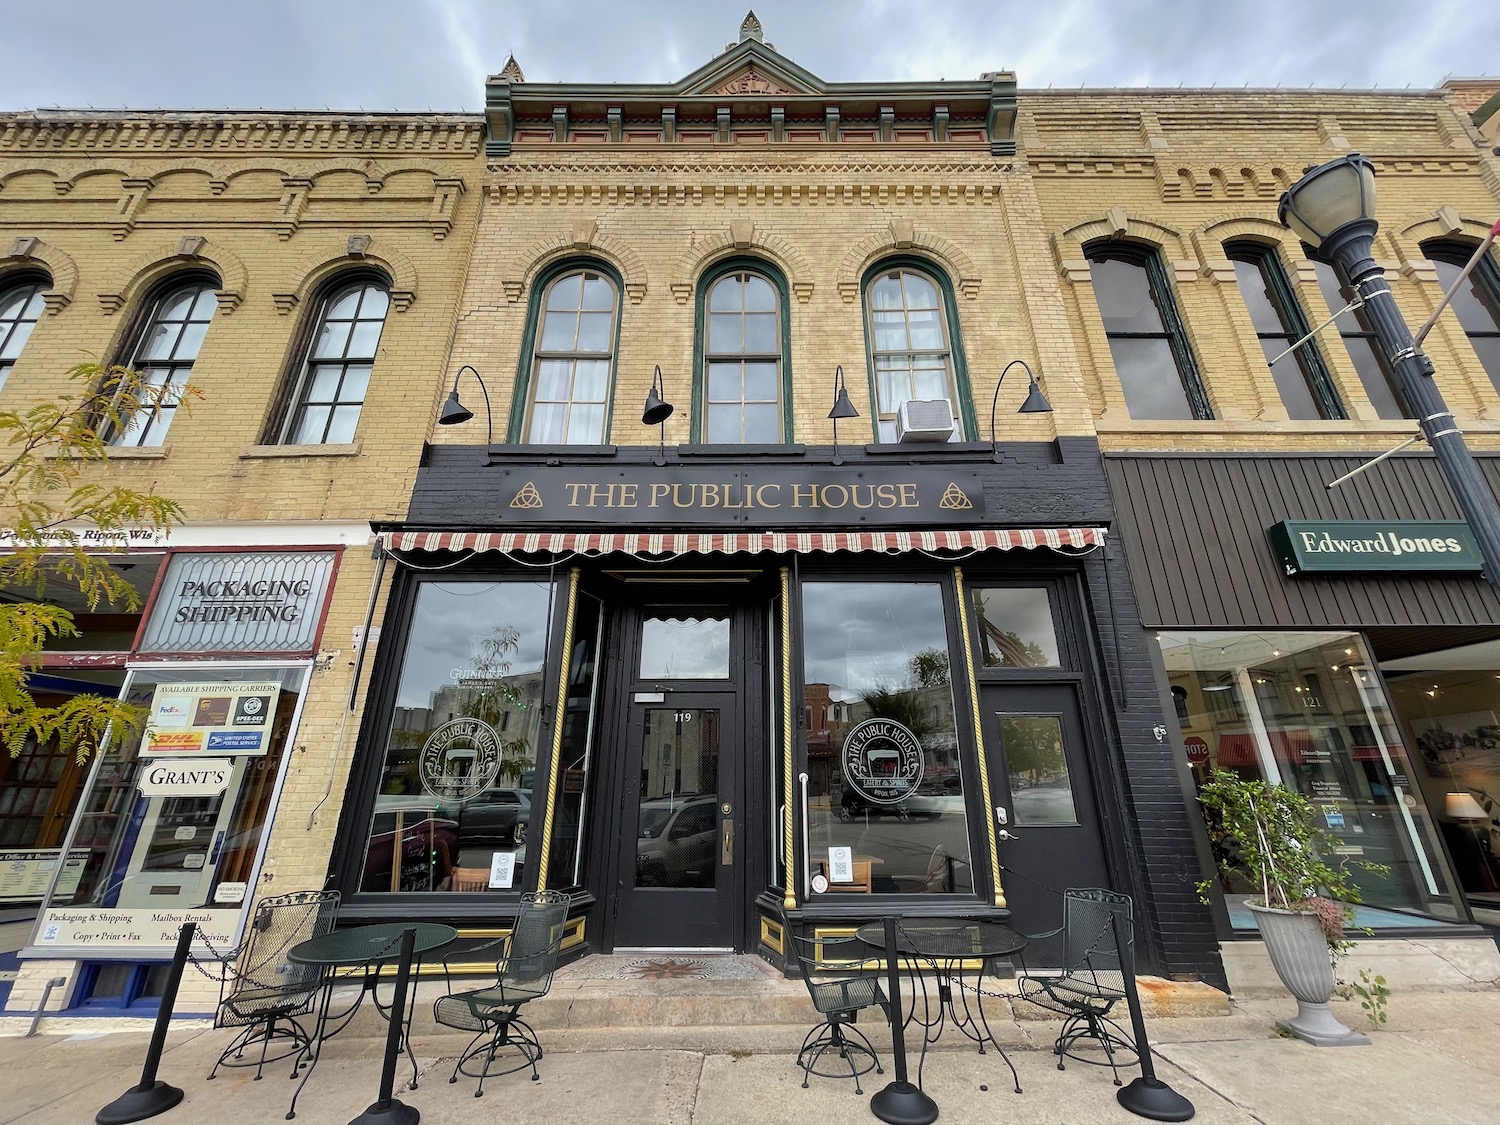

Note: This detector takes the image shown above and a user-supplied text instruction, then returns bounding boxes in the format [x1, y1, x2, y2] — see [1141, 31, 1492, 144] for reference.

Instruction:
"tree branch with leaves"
[1, 363, 192, 760]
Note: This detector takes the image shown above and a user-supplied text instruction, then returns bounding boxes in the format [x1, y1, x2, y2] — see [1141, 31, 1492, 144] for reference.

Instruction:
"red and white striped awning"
[382, 527, 1105, 559]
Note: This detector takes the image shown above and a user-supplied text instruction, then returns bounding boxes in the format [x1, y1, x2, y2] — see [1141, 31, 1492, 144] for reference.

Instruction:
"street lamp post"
[1279, 154, 1500, 588]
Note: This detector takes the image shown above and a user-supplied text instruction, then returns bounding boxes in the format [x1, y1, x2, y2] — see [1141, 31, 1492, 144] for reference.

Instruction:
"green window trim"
[690, 256, 794, 444]
[1224, 240, 1346, 421]
[507, 257, 625, 445]
[1085, 241, 1212, 421]
[859, 256, 977, 443]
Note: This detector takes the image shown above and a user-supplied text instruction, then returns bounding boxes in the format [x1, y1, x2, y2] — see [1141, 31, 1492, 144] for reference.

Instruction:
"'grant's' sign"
[1269, 520, 1483, 576]
[477, 466, 985, 527]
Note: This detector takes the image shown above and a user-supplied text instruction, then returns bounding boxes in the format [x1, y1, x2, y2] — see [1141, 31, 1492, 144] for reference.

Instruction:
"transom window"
[0, 276, 46, 393]
[1226, 243, 1341, 420]
[114, 281, 217, 447]
[1311, 260, 1410, 420]
[1423, 240, 1500, 396]
[866, 268, 959, 442]
[1086, 244, 1210, 420]
[526, 270, 617, 445]
[703, 271, 783, 443]
[282, 280, 389, 445]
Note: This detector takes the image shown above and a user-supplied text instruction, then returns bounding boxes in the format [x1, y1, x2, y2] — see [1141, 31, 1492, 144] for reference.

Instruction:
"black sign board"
[468, 465, 986, 527]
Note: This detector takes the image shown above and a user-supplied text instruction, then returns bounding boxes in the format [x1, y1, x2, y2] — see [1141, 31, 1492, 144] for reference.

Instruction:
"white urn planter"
[1248, 902, 1369, 1047]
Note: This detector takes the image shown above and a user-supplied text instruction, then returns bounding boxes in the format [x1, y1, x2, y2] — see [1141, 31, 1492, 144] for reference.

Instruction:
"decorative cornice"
[0, 113, 483, 156]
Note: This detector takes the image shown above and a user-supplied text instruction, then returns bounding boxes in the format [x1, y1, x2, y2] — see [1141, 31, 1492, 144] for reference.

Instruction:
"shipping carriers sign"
[1269, 520, 1483, 576]
[144, 682, 281, 757]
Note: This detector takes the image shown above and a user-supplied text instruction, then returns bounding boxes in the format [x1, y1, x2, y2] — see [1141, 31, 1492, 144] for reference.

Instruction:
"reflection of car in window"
[636, 796, 718, 886]
[449, 788, 531, 845]
[837, 785, 943, 821]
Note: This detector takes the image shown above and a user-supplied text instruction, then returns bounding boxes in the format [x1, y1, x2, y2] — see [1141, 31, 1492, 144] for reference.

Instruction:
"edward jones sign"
[1270, 520, 1483, 576]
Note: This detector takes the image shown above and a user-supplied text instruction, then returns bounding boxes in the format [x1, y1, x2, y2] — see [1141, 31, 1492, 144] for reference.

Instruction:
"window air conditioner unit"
[895, 399, 955, 443]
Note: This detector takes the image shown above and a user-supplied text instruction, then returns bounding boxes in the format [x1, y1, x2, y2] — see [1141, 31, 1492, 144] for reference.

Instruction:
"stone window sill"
[240, 442, 362, 459]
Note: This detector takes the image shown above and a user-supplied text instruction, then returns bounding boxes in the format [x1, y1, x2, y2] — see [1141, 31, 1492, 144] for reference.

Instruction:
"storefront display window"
[31, 664, 307, 955]
[360, 578, 555, 893]
[801, 580, 973, 895]
[547, 593, 602, 889]
[1385, 671, 1500, 921]
[1161, 630, 1460, 925]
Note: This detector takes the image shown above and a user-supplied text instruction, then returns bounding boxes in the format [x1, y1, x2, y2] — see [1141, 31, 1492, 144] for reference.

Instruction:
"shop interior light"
[1444, 792, 1488, 820]
[990, 359, 1053, 462]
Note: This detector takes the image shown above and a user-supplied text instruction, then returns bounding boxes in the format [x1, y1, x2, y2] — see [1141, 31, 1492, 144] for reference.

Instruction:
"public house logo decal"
[841, 718, 924, 806]
[419, 719, 503, 801]
[1269, 520, 1482, 576]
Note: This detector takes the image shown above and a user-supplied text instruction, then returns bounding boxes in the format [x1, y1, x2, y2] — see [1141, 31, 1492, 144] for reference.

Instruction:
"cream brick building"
[6, 13, 1500, 1025]
[0, 109, 483, 1015]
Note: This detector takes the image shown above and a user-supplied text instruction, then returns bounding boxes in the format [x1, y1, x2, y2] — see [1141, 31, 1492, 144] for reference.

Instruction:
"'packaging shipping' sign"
[144, 682, 280, 757]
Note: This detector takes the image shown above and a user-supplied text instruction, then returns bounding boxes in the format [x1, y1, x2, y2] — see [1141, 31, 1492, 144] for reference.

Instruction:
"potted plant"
[1196, 769, 1386, 1047]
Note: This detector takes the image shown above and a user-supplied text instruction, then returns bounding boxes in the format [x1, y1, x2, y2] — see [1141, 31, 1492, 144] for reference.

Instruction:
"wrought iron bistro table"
[284, 922, 458, 1121]
[855, 918, 1028, 1096]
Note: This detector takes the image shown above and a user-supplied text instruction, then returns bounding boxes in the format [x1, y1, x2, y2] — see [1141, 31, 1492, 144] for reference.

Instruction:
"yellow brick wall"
[1022, 88, 1500, 455]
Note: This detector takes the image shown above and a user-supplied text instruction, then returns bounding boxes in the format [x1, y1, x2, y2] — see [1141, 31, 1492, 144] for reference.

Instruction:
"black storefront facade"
[328, 438, 1223, 984]
[1108, 450, 1500, 941]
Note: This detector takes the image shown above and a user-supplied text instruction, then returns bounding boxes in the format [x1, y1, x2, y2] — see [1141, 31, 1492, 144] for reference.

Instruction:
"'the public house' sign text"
[477, 466, 985, 527]
[1269, 520, 1483, 576]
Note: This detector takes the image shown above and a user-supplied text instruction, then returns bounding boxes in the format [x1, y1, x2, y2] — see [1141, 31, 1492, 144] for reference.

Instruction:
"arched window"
[1225, 242, 1342, 420]
[1422, 240, 1500, 396]
[699, 268, 786, 443]
[864, 265, 963, 442]
[279, 278, 389, 444]
[113, 278, 218, 447]
[1085, 243, 1210, 420]
[524, 268, 618, 444]
[1310, 260, 1410, 420]
[0, 273, 47, 393]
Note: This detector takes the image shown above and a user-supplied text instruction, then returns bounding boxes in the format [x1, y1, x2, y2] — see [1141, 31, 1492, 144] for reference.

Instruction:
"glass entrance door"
[613, 692, 741, 949]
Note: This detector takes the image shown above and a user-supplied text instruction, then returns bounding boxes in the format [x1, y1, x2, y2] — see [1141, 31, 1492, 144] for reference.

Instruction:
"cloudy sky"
[5, 1, 1496, 114]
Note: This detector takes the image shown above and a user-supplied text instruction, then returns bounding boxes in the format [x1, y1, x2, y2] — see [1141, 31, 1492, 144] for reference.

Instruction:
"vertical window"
[526, 269, 617, 444]
[1312, 260, 1410, 420]
[114, 280, 217, 447]
[282, 280, 388, 445]
[0, 275, 47, 393]
[865, 267, 961, 442]
[1423, 241, 1500, 396]
[702, 271, 783, 443]
[1087, 244, 1209, 420]
[1226, 243, 1341, 420]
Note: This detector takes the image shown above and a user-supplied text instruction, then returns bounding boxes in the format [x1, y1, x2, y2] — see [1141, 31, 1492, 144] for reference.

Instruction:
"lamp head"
[1019, 380, 1053, 414]
[1278, 154, 1379, 276]
[828, 365, 859, 420]
[438, 389, 474, 426]
[642, 365, 674, 426]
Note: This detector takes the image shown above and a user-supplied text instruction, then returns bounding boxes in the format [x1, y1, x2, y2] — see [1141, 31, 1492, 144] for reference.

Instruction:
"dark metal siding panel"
[1106, 453, 1500, 629]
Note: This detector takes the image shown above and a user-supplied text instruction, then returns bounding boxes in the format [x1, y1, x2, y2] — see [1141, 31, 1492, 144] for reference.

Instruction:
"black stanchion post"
[1114, 911, 1195, 1122]
[96, 922, 196, 1125]
[869, 916, 937, 1125]
[349, 927, 420, 1125]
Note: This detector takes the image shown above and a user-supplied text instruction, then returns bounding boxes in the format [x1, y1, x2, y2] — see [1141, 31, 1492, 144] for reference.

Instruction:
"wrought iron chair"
[1016, 887, 1139, 1085]
[207, 889, 341, 1082]
[788, 926, 889, 1094]
[433, 889, 570, 1095]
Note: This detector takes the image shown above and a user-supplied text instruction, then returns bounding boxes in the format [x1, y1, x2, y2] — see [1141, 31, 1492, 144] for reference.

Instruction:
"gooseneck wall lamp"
[989, 359, 1053, 462]
[828, 365, 860, 464]
[642, 364, 674, 464]
[437, 364, 493, 445]
[1279, 153, 1500, 589]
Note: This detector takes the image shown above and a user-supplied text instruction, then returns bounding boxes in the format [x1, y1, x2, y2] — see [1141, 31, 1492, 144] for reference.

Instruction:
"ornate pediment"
[708, 66, 801, 96]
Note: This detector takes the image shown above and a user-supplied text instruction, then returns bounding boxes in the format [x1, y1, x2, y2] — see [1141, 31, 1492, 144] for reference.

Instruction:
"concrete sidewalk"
[3, 990, 1499, 1125]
